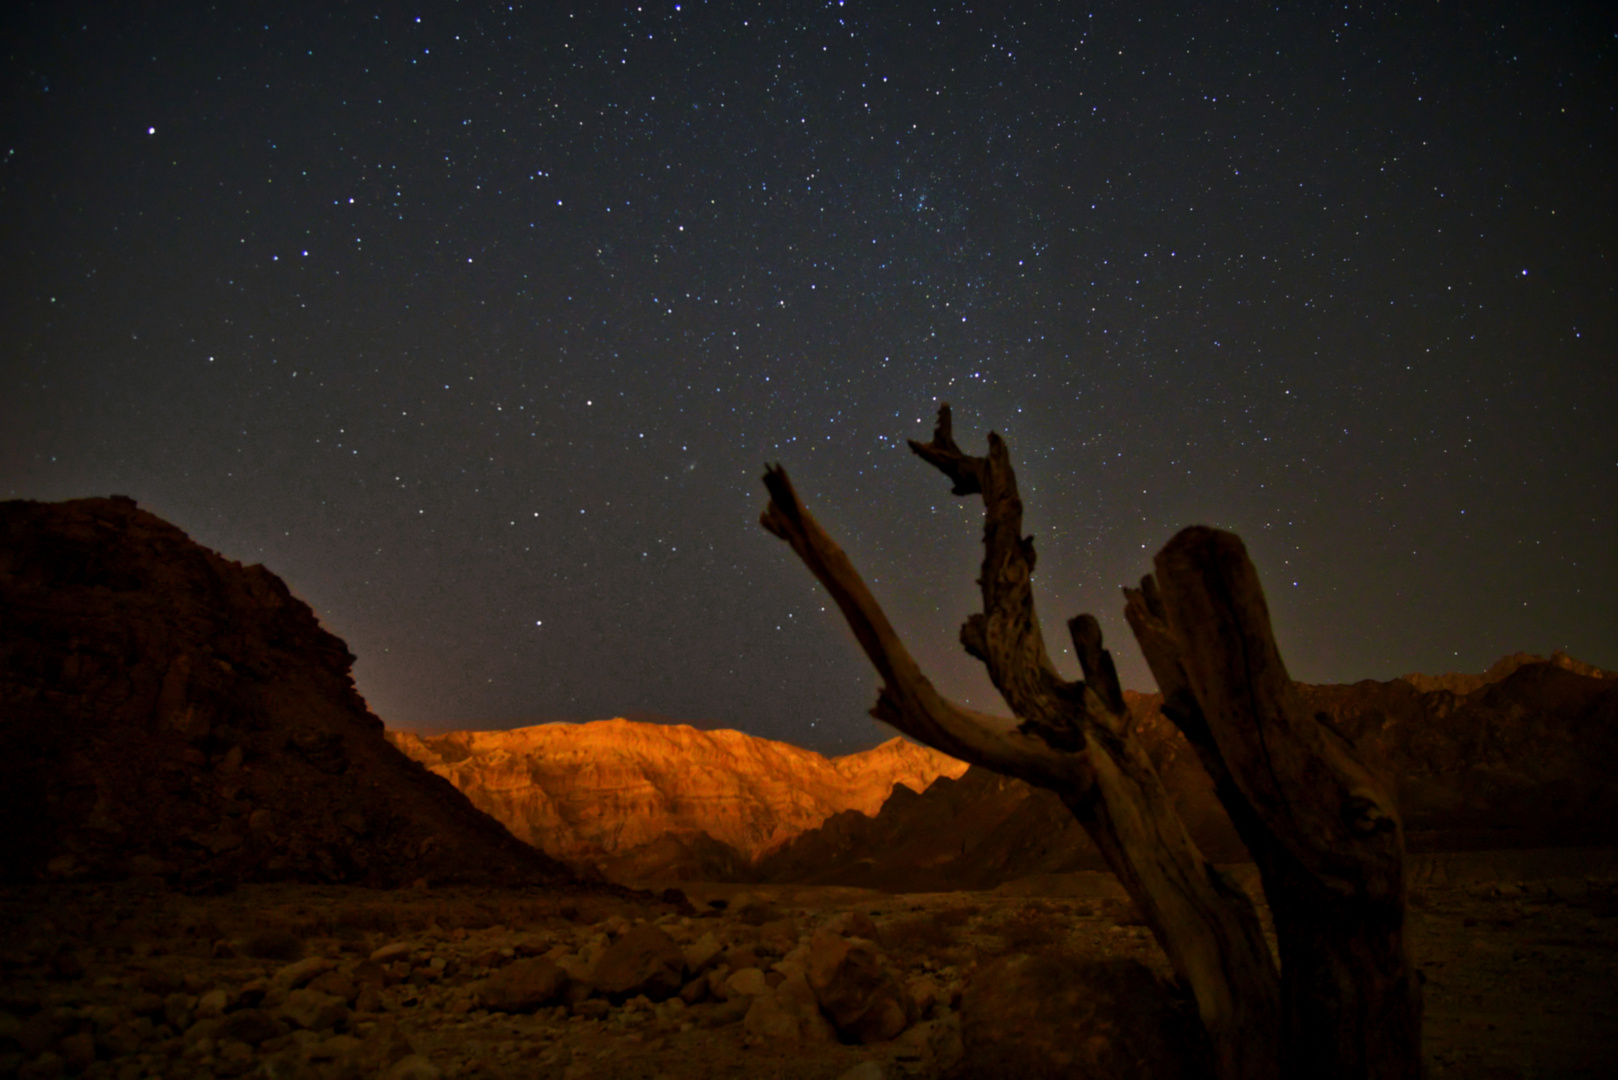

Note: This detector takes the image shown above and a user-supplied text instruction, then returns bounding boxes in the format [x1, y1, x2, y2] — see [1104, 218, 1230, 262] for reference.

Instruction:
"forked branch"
[759, 464, 1091, 790]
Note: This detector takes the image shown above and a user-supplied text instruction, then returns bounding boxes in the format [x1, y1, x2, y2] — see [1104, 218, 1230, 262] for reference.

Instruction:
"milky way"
[3, 2, 1612, 750]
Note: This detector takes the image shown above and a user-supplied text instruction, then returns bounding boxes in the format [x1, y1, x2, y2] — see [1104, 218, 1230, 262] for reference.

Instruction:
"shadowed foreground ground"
[1, 849, 1613, 1079]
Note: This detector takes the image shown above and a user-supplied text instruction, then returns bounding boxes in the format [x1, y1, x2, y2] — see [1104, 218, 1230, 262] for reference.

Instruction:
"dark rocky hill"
[0, 496, 569, 889]
[756, 656, 1618, 890]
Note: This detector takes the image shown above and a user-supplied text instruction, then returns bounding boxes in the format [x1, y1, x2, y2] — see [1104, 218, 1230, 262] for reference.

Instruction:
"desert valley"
[3, 496, 1616, 1080]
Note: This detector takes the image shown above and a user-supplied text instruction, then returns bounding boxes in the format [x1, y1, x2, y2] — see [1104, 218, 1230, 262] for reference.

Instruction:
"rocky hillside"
[757, 656, 1618, 891]
[0, 496, 569, 888]
[386, 721, 967, 872]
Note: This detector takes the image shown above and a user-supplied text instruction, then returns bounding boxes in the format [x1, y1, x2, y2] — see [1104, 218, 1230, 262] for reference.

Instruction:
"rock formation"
[758, 657, 1618, 891]
[0, 496, 568, 888]
[387, 720, 967, 875]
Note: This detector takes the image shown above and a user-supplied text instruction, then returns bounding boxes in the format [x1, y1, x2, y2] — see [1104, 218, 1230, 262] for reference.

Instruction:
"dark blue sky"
[3, 1, 1612, 751]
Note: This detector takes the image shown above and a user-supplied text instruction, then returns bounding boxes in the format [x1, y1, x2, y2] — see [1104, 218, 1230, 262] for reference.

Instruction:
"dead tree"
[760, 404, 1421, 1080]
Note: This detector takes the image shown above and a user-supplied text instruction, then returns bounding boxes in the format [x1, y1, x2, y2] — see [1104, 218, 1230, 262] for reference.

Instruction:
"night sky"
[3, 2, 1613, 752]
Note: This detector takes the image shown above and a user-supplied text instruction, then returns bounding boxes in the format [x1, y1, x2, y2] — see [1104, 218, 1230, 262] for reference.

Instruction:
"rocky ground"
[1, 850, 1614, 1080]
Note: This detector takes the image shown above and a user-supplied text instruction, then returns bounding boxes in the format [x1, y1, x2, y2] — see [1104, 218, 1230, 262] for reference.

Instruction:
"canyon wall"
[387, 720, 967, 866]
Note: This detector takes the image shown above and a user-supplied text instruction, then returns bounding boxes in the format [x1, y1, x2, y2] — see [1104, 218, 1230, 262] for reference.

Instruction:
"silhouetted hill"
[0, 496, 570, 888]
[755, 658, 1618, 890]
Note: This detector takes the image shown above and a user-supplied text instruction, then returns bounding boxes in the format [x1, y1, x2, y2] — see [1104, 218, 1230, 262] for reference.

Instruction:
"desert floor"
[2, 848, 1614, 1080]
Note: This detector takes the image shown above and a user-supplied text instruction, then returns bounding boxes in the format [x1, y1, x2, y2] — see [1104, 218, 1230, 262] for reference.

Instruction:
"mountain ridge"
[386, 718, 967, 872]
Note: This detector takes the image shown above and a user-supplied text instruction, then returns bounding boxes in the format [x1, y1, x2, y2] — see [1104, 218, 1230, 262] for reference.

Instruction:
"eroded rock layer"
[387, 720, 967, 867]
[0, 496, 568, 888]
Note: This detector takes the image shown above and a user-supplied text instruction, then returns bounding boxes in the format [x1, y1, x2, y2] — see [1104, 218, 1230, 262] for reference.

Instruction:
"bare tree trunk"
[761, 407, 1281, 1080]
[1127, 529, 1423, 1078]
[760, 403, 1421, 1080]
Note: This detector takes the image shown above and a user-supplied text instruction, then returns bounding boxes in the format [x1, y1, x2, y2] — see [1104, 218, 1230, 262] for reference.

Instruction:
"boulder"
[476, 957, 567, 1013]
[804, 930, 911, 1044]
[951, 955, 1205, 1079]
[743, 971, 836, 1044]
[589, 924, 686, 1002]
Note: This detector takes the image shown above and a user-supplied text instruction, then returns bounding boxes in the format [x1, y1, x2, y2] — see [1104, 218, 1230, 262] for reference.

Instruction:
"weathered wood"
[762, 406, 1282, 1080]
[1128, 526, 1423, 1079]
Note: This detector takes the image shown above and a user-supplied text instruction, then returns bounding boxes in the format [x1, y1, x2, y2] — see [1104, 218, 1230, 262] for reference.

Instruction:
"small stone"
[678, 975, 709, 1005]
[194, 989, 230, 1019]
[380, 1053, 442, 1080]
[164, 991, 193, 1030]
[571, 999, 610, 1021]
[127, 992, 165, 1018]
[757, 918, 800, 956]
[906, 976, 943, 1019]
[370, 942, 414, 964]
[681, 932, 723, 974]
[184, 1017, 222, 1045]
[307, 1033, 363, 1061]
[307, 970, 357, 1003]
[695, 997, 751, 1029]
[724, 968, 769, 998]
[278, 988, 349, 1031]
[728, 893, 780, 926]
[268, 957, 336, 998]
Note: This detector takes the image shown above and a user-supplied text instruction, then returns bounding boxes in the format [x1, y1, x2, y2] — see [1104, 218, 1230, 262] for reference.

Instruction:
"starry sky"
[3, 2, 1613, 753]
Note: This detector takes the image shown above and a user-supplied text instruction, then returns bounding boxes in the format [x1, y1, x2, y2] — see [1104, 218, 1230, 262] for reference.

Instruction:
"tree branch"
[759, 464, 1091, 791]
[908, 404, 1087, 750]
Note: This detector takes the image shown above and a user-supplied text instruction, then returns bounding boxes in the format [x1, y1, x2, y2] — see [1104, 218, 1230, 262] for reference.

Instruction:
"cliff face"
[386, 720, 967, 866]
[0, 496, 568, 888]
[757, 657, 1618, 891]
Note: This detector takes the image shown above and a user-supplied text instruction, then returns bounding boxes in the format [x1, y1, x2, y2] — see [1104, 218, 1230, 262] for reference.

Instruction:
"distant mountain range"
[392, 651, 1616, 890]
